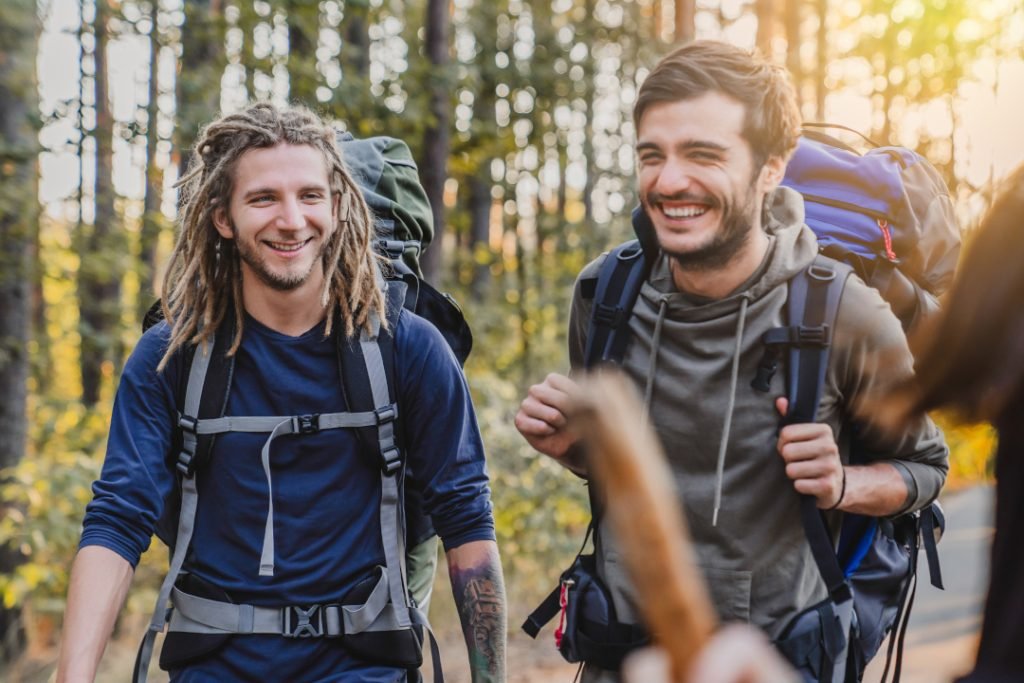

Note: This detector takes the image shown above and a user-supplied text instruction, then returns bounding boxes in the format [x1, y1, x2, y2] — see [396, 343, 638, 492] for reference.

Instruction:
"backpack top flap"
[782, 135, 961, 296]
[337, 133, 434, 278]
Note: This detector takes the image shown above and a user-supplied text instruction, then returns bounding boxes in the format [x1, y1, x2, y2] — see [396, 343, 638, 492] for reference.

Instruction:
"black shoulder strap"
[583, 240, 650, 368]
[581, 206, 660, 368]
[781, 255, 854, 605]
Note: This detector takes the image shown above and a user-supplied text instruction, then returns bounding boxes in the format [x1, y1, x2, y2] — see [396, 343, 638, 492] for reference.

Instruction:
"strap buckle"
[797, 324, 829, 347]
[292, 413, 320, 434]
[176, 450, 196, 478]
[282, 604, 324, 638]
[381, 444, 402, 475]
[375, 405, 398, 426]
[178, 414, 199, 434]
[593, 303, 625, 327]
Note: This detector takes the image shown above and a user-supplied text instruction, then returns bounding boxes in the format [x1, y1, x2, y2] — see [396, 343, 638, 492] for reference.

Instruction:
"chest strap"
[178, 406, 398, 578]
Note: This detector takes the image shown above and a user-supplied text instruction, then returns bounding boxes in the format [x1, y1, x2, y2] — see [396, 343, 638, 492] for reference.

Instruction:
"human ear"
[758, 156, 787, 193]
[212, 205, 234, 240]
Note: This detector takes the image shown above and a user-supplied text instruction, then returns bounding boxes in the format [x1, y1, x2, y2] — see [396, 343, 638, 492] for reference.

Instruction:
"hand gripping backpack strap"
[134, 328, 230, 683]
[781, 257, 853, 605]
[770, 257, 855, 683]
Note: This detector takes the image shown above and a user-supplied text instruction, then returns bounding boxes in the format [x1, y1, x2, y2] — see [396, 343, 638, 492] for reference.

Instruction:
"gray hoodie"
[568, 187, 948, 680]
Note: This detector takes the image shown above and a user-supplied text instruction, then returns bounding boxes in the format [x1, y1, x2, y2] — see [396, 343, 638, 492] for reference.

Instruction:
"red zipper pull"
[554, 578, 575, 649]
[878, 218, 897, 261]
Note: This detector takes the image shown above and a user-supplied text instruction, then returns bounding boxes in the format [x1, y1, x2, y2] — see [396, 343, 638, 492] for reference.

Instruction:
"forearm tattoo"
[450, 550, 507, 682]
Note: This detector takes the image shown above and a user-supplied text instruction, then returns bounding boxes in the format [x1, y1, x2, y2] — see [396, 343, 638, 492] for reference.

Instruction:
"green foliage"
[932, 412, 998, 489]
[0, 399, 105, 612]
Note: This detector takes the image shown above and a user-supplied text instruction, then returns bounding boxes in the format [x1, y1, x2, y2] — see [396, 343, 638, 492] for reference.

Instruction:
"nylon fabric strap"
[787, 258, 853, 606]
[342, 568, 393, 633]
[920, 505, 944, 589]
[194, 411, 381, 434]
[251, 409, 389, 576]
[583, 240, 648, 368]
[133, 338, 215, 683]
[169, 588, 344, 637]
[359, 321, 412, 629]
[416, 610, 446, 683]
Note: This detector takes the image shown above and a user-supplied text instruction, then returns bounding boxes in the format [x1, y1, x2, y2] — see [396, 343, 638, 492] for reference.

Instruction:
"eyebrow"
[636, 140, 730, 154]
[241, 184, 329, 200]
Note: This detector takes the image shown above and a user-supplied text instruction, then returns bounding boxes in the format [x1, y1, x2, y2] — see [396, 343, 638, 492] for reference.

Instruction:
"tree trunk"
[581, 0, 596, 235]
[139, 0, 163, 320]
[468, 173, 492, 301]
[674, 0, 695, 44]
[756, 0, 775, 56]
[814, 0, 827, 120]
[285, 0, 319, 106]
[0, 0, 39, 659]
[177, 0, 224, 179]
[784, 0, 803, 111]
[80, 0, 122, 406]
[418, 0, 450, 284]
[343, 0, 369, 77]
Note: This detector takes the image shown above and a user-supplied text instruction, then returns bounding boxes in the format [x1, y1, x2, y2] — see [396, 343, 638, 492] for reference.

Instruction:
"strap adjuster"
[292, 414, 320, 434]
[797, 325, 829, 346]
[375, 405, 398, 425]
[282, 604, 323, 638]
[593, 303, 625, 327]
[763, 325, 830, 348]
[176, 451, 196, 478]
[381, 444, 402, 475]
[178, 414, 199, 434]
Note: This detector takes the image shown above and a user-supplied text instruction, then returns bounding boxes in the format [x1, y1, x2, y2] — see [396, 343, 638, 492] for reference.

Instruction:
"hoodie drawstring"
[712, 294, 751, 527]
[642, 298, 670, 424]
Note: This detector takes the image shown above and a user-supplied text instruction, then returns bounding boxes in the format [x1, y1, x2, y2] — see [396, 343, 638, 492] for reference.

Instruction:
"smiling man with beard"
[57, 103, 505, 683]
[515, 41, 947, 682]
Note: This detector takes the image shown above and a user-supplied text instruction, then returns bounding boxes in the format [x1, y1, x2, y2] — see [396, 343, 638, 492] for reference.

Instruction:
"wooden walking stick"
[571, 370, 717, 682]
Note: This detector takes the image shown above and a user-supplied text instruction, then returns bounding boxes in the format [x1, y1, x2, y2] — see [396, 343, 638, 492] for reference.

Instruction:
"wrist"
[825, 466, 847, 511]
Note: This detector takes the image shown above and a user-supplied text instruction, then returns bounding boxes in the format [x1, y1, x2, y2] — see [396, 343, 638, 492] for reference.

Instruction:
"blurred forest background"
[0, 0, 1019, 679]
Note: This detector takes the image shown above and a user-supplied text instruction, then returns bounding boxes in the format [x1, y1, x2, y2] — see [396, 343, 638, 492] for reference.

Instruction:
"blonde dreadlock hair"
[158, 102, 386, 370]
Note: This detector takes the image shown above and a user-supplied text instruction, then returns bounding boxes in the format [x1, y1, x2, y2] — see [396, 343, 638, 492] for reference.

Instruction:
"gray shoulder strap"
[359, 315, 413, 629]
[134, 337, 215, 683]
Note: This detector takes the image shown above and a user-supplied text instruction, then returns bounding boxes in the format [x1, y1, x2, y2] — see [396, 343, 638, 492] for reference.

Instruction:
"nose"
[654, 156, 694, 196]
[277, 195, 306, 230]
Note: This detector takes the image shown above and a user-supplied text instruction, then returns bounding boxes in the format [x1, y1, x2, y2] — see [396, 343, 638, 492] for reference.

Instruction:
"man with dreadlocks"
[56, 103, 505, 683]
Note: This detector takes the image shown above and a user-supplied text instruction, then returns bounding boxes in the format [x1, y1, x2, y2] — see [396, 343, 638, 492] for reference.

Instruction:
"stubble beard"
[655, 184, 762, 273]
[231, 223, 325, 292]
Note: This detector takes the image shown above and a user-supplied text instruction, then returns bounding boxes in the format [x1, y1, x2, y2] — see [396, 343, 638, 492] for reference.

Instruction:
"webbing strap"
[192, 411, 382, 434]
[786, 258, 854, 607]
[134, 338, 215, 683]
[342, 567, 394, 633]
[360, 316, 412, 629]
[167, 566, 417, 639]
[583, 240, 649, 368]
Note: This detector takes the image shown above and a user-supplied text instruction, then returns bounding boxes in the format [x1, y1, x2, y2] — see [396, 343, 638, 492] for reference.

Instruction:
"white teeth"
[662, 206, 708, 218]
[267, 240, 306, 251]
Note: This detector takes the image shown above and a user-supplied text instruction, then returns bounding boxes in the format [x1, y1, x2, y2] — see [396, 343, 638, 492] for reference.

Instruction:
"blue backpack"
[528, 126, 957, 682]
[780, 123, 961, 330]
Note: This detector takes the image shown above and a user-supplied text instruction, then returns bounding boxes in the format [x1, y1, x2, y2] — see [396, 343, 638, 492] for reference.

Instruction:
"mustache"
[644, 191, 720, 208]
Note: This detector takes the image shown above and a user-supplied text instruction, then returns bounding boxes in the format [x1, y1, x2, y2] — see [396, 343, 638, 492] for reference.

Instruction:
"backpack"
[779, 123, 961, 331]
[133, 133, 467, 683]
[525, 127, 957, 681]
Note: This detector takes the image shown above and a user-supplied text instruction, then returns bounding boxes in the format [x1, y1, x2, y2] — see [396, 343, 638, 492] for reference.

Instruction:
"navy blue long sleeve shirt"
[80, 310, 495, 682]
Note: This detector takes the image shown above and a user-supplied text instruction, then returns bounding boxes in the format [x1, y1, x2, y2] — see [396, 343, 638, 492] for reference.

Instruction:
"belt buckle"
[283, 604, 323, 638]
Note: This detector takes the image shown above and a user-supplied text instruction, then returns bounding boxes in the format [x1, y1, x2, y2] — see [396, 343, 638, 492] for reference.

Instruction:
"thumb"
[775, 396, 788, 417]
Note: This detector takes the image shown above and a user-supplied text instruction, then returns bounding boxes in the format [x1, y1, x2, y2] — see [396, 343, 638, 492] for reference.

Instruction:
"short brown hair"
[634, 40, 801, 168]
